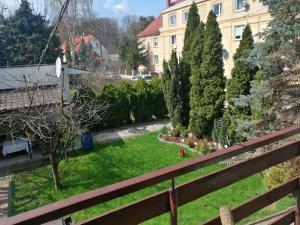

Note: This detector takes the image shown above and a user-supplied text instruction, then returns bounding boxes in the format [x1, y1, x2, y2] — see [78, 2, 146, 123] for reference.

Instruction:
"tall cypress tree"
[189, 22, 206, 136]
[180, 2, 201, 127]
[190, 11, 225, 137]
[226, 24, 257, 104]
[162, 60, 172, 113]
[182, 2, 200, 61]
[169, 51, 184, 127]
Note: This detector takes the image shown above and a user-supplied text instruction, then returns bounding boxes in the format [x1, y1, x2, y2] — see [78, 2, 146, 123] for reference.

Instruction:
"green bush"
[98, 84, 124, 128]
[149, 77, 168, 118]
[132, 79, 153, 122]
[119, 81, 135, 123]
[196, 140, 211, 155]
[175, 124, 189, 137]
[161, 126, 170, 134]
[170, 128, 180, 138]
[263, 164, 293, 190]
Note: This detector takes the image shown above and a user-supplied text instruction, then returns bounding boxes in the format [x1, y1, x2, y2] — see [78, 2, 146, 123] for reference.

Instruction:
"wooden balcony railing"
[2, 125, 300, 225]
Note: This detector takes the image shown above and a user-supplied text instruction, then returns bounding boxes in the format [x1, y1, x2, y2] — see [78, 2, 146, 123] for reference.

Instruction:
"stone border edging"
[157, 134, 198, 153]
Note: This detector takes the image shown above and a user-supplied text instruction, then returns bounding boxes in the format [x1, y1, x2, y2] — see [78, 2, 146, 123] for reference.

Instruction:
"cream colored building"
[138, 0, 272, 78]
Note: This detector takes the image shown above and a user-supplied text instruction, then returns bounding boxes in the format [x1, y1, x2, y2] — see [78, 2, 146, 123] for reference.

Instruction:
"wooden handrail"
[202, 177, 299, 225]
[76, 140, 300, 225]
[269, 210, 296, 225]
[2, 125, 300, 225]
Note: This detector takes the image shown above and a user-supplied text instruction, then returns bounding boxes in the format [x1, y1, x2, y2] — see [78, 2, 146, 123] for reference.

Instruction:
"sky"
[0, 0, 166, 18]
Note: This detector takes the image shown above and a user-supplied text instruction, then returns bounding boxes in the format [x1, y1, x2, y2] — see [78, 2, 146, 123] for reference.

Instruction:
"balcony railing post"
[169, 178, 178, 225]
[296, 177, 300, 225]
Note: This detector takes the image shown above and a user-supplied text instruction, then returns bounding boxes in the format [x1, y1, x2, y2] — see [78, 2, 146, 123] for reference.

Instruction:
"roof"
[0, 87, 62, 112]
[138, 15, 162, 38]
[0, 65, 60, 91]
[162, 0, 190, 14]
[60, 35, 94, 54]
[0, 65, 89, 91]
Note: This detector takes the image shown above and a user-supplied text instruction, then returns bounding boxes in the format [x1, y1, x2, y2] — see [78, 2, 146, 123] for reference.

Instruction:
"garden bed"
[158, 127, 216, 155]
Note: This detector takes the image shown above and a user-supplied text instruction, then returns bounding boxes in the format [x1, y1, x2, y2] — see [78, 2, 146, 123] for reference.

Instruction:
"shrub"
[161, 126, 170, 134]
[170, 128, 180, 138]
[118, 81, 135, 123]
[98, 84, 124, 128]
[264, 164, 294, 190]
[197, 140, 211, 155]
[150, 77, 168, 118]
[181, 128, 189, 138]
[174, 124, 189, 137]
[186, 138, 195, 148]
[133, 79, 153, 122]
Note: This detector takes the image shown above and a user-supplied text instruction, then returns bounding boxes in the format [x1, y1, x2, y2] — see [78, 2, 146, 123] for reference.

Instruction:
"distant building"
[61, 35, 109, 68]
[138, 0, 272, 78]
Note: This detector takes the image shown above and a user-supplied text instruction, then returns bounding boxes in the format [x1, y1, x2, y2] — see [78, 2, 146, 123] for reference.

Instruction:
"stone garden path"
[92, 119, 171, 144]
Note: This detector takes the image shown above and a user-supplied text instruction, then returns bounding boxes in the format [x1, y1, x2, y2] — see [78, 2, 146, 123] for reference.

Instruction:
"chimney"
[166, 0, 171, 7]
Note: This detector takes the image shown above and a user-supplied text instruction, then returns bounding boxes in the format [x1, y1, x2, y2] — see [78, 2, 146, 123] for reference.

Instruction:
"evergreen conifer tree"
[226, 24, 257, 104]
[169, 51, 184, 127]
[0, 0, 60, 66]
[78, 39, 88, 68]
[179, 2, 201, 126]
[150, 77, 168, 118]
[189, 22, 206, 136]
[133, 79, 153, 121]
[182, 2, 200, 61]
[179, 59, 191, 127]
[162, 60, 172, 113]
[190, 11, 225, 137]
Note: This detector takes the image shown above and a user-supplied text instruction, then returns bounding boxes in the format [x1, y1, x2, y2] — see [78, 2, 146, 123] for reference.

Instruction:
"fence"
[2, 125, 300, 225]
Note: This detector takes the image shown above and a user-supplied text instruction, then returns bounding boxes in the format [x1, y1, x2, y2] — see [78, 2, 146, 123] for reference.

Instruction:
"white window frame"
[153, 55, 159, 65]
[213, 3, 222, 16]
[170, 35, 177, 46]
[169, 14, 177, 26]
[235, 0, 246, 12]
[183, 11, 189, 23]
[234, 24, 245, 40]
[153, 37, 158, 48]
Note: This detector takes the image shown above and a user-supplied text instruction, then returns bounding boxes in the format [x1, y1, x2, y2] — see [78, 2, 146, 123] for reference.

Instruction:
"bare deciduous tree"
[0, 74, 107, 190]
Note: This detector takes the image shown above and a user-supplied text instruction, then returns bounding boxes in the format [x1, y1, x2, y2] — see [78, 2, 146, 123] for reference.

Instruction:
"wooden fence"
[2, 125, 300, 225]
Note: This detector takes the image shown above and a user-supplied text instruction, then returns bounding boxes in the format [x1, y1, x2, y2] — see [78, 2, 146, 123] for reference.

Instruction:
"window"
[234, 25, 245, 40]
[183, 11, 189, 23]
[213, 3, 222, 16]
[169, 14, 176, 26]
[153, 55, 159, 65]
[153, 37, 158, 47]
[170, 35, 177, 46]
[235, 0, 246, 11]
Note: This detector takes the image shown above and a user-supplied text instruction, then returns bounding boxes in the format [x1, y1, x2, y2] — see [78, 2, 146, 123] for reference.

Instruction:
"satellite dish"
[56, 57, 62, 78]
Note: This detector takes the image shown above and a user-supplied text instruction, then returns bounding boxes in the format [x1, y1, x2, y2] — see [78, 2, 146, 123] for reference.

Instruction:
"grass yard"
[11, 131, 295, 224]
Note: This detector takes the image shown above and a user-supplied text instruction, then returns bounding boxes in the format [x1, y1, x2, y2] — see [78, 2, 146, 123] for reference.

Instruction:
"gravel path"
[92, 119, 171, 144]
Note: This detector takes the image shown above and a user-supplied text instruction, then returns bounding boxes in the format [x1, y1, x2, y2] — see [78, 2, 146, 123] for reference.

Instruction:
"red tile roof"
[60, 35, 94, 53]
[138, 15, 162, 38]
[137, 0, 184, 38]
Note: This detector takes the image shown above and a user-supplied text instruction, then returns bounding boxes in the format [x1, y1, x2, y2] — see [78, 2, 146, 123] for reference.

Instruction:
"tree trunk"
[49, 154, 62, 191]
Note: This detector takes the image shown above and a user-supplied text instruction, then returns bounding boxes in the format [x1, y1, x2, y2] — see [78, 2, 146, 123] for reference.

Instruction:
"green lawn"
[11, 131, 295, 224]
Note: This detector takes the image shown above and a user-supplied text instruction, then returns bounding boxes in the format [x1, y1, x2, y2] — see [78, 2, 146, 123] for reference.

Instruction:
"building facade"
[61, 35, 109, 68]
[138, 0, 272, 78]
